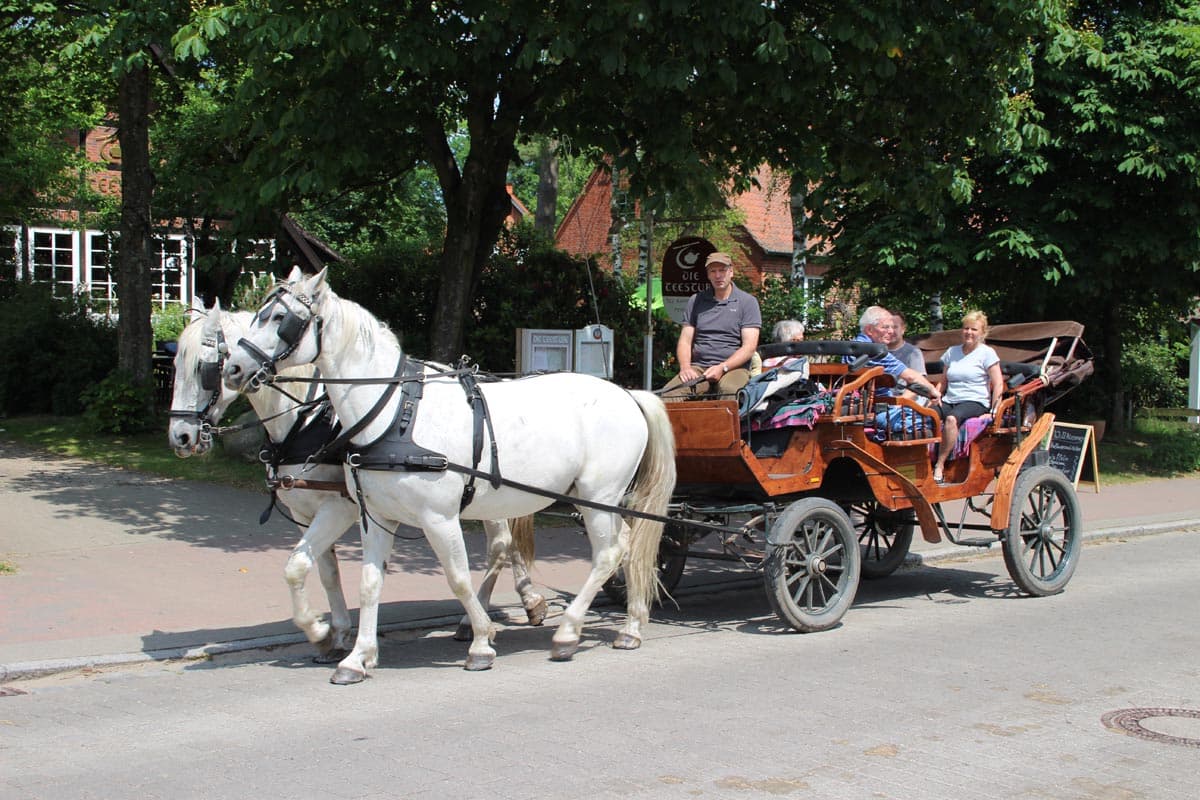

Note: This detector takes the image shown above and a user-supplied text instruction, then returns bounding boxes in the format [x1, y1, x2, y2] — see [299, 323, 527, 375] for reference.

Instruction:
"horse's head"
[223, 268, 327, 394]
[168, 300, 245, 457]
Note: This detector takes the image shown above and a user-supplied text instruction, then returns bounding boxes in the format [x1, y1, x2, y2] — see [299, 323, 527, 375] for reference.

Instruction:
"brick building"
[554, 163, 829, 296]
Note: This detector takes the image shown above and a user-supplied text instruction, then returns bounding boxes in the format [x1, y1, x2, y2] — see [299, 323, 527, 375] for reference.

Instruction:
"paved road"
[3, 530, 1198, 800]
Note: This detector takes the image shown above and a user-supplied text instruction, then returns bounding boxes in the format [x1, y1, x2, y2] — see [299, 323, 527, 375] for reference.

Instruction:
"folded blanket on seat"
[928, 414, 993, 462]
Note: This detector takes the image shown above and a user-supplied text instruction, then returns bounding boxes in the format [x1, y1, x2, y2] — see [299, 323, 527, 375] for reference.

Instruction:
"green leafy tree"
[820, 1, 1200, 429]
[173, 1, 1052, 364]
[0, 7, 106, 225]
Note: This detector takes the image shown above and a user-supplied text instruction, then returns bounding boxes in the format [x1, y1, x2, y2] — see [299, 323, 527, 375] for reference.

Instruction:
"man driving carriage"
[660, 251, 762, 400]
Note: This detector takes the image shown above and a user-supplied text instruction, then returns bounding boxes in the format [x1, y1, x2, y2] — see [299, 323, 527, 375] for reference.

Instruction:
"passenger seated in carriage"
[849, 306, 942, 401]
[932, 310, 1004, 484]
[660, 251, 762, 400]
[762, 319, 805, 370]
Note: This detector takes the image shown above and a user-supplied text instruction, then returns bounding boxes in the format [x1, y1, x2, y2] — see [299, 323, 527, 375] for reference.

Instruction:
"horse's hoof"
[550, 640, 578, 661]
[612, 632, 642, 651]
[312, 647, 349, 665]
[525, 596, 548, 627]
[464, 653, 494, 671]
[330, 667, 366, 685]
[452, 622, 473, 642]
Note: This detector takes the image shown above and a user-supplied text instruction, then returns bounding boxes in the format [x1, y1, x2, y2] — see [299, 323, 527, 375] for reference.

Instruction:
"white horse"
[168, 302, 547, 664]
[222, 268, 675, 683]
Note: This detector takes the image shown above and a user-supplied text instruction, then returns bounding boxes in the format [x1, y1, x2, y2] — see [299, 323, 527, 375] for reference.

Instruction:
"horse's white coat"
[169, 302, 544, 664]
[223, 270, 675, 680]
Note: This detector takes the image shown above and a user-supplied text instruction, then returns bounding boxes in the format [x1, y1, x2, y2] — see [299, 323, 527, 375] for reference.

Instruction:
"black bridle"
[236, 284, 323, 390]
[167, 328, 229, 439]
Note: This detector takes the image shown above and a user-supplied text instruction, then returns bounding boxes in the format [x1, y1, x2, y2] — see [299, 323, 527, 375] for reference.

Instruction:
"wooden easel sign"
[1046, 422, 1101, 492]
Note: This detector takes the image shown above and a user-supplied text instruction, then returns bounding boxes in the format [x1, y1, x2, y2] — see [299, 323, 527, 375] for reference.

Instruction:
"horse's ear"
[201, 306, 222, 337]
[304, 267, 329, 299]
[211, 297, 223, 314]
[286, 265, 304, 284]
[190, 295, 206, 316]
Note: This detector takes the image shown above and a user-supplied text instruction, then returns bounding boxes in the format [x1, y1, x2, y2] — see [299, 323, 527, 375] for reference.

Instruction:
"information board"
[1046, 422, 1100, 491]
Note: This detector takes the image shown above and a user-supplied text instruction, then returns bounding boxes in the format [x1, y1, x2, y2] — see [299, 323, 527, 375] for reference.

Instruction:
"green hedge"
[330, 226, 678, 386]
[0, 283, 118, 416]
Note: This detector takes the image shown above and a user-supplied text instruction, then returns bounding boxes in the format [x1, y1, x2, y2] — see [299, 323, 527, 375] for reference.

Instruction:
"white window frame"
[27, 227, 81, 296]
[13, 227, 191, 312]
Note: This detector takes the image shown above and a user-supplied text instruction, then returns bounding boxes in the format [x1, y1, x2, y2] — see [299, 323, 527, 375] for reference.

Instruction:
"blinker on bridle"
[167, 328, 229, 436]
[236, 284, 323, 389]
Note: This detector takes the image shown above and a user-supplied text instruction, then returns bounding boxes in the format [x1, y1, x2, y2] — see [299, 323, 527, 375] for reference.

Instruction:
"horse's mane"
[321, 286, 401, 361]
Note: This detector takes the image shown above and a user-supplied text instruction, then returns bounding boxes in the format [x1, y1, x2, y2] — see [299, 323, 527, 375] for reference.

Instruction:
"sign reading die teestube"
[660, 236, 717, 325]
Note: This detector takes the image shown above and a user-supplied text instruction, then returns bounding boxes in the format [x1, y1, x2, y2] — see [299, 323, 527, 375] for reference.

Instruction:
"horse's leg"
[454, 519, 512, 641]
[509, 515, 547, 626]
[309, 500, 359, 662]
[331, 516, 391, 685]
[422, 518, 497, 671]
[282, 496, 355, 661]
[550, 507, 625, 661]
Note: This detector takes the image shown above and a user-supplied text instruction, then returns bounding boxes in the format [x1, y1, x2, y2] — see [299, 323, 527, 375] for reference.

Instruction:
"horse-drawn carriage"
[175, 267, 1094, 680]
[644, 321, 1094, 632]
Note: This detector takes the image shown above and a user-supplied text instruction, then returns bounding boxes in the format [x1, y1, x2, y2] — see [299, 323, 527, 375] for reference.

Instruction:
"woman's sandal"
[932, 468, 945, 484]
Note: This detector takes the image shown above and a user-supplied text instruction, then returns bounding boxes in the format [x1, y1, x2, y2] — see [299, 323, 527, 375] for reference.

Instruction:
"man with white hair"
[851, 306, 942, 401]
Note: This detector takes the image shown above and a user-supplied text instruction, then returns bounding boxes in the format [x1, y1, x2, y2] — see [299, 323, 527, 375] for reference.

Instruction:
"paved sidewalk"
[3, 438, 1199, 682]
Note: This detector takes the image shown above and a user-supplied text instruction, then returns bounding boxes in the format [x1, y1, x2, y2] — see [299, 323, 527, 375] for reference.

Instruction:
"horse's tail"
[508, 514, 536, 567]
[623, 390, 677, 614]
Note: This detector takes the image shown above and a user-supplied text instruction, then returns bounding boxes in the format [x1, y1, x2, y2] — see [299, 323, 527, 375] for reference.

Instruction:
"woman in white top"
[932, 310, 1004, 483]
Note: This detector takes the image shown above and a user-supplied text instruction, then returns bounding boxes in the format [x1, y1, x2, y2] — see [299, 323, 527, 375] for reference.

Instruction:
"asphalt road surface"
[3, 530, 1198, 800]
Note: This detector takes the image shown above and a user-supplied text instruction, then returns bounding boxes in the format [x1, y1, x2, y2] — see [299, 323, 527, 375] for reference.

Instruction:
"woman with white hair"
[762, 319, 805, 369]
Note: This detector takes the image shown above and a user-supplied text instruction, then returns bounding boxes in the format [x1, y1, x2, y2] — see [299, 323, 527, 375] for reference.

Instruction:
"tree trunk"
[1104, 300, 1125, 433]
[534, 138, 558, 237]
[430, 172, 511, 362]
[789, 174, 807, 286]
[115, 63, 155, 402]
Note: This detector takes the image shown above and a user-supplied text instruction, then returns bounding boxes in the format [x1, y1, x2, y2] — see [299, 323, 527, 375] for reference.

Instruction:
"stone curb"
[4, 521, 1198, 683]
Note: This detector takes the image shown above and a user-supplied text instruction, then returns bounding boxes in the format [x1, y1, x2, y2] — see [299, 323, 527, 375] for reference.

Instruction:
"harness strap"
[304, 354, 407, 466]
[456, 365, 502, 510]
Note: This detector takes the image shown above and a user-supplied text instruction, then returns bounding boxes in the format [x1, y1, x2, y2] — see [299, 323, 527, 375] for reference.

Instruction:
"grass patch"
[0, 560, 16, 575]
[0, 415, 266, 493]
[1093, 418, 1200, 482]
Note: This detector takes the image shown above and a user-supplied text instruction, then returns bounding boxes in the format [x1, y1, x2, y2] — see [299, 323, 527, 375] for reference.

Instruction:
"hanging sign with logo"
[660, 236, 716, 325]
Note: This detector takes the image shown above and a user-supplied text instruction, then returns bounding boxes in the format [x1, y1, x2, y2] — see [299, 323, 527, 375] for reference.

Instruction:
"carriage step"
[954, 537, 998, 548]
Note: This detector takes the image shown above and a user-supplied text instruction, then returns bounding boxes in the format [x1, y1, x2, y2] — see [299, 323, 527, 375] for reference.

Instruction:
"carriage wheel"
[602, 522, 688, 605]
[1001, 466, 1082, 596]
[764, 498, 860, 632]
[846, 500, 914, 579]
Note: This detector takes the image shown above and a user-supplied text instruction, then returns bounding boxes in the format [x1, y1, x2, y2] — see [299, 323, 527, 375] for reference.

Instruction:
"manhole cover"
[1101, 708, 1200, 749]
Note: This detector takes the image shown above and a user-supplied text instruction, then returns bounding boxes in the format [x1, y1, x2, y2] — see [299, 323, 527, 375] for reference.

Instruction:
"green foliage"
[81, 370, 156, 434]
[0, 8, 108, 224]
[0, 283, 117, 416]
[1128, 417, 1200, 474]
[327, 240, 441, 358]
[227, 271, 277, 312]
[753, 275, 833, 338]
[151, 303, 189, 344]
[328, 224, 673, 386]
[1122, 339, 1188, 412]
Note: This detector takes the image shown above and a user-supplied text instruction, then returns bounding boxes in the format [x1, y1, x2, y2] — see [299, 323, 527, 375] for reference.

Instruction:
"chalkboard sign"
[1046, 422, 1100, 491]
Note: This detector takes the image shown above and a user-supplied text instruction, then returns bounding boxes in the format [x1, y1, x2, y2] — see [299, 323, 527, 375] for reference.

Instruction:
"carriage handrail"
[830, 365, 885, 420]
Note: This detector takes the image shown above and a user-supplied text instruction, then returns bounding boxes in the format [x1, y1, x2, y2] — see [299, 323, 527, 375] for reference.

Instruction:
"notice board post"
[1046, 421, 1100, 492]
